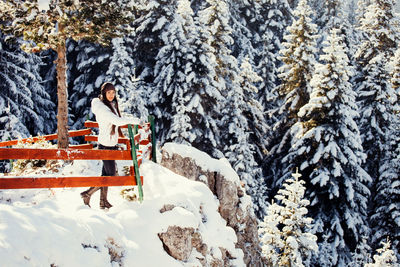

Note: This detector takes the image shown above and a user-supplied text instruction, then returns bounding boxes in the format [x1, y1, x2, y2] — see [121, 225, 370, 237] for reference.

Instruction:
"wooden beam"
[0, 148, 132, 160]
[0, 129, 92, 147]
[0, 175, 144, 189]
[84, 121, 99, 128]
[139, 140, 151, 146]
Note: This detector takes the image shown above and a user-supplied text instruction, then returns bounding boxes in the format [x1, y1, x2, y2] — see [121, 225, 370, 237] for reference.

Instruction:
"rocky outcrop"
[158, 204, 237, 266]
[160, 143, 264, 266]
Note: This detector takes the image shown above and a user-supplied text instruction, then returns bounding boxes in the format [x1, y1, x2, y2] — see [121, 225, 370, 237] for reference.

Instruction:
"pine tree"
[224, 57, 267, 215]
[365, 239, 398, 267]
[355, 1, 400, 258]
[259, 169, 318, 267]
[263, 0, 319, 196]
[39, 49, 58, 131]
[390, 48, 400, 93]
[152, 0, 200, 145]
[228, 0, 260, 63]
[256, 0, 292, 111]
[0, 34, 54, 172]
[24, 51, 56, 136]
[68, 40, 112, 130]
[285, 28, 371, 266]
[371, 83, 400, 260]
[355, 0, 399, 178]
[254, 0, 292, 176]
[313, 0, 342, 32]
[0, 34, 55, 139]
[345, 0, 359, 25]
[0, 40, 30, 141]
[201, 0, 240, 94]
[197, 0, 242, 158]
[131, 0, 180, 142]
[0, 0, 135, 148]
[348, 236, 372, 267]
[106, 37, 148, 119]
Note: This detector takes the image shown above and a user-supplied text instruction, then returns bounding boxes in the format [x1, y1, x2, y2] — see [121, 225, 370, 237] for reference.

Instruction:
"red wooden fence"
[0, 120, 153, 190]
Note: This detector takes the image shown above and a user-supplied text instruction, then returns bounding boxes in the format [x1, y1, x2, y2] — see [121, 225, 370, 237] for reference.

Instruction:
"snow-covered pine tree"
[39, 49, 58, 130]
[348, 236, 372, 267]
[390, 47, 400, 93]
[285, 27, 371, 266]
[131, 0, 178, 141]
[228, 0, 260, 63]
[24, 51, 56, 136]
[152, 0, 200, 145]
[259, 200, 282, 266]
[256, 0, 292, 111]
[200, 0, 240, 94]
[370, 51, 400, 260]
[68, 40, 111, 130]
[355, 0, 399, 179]
[345, 0, 359, 26]
[371, 126, 400, 262]
[263, 0, 319, 197]
[0, 34, 55, 139]
[313, 0, 342, 34]
[365, 239, 398, 267]
[0, 40, 30, 143]
[355, 1, 400, 258]
[0, 34, 54, 172]
[198, 0, 243, 158]
[224, 57, 267, 215]
[355, 0, 373, 24]
[259, 169, 318, 267]
[287, 0, 300, 9]
[0, 0, 135, 148]
[254, 0, 292, 181]
[106, 37, 148, 120]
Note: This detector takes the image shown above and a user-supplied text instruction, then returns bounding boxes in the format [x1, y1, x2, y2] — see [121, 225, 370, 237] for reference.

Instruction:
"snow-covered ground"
[0, 148, 244, 266]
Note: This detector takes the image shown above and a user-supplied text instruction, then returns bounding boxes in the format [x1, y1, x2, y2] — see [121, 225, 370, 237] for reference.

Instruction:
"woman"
[80, 82, 141, 209]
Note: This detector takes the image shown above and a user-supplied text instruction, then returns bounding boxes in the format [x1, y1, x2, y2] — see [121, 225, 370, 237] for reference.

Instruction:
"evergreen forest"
[0, 0, 399, 266]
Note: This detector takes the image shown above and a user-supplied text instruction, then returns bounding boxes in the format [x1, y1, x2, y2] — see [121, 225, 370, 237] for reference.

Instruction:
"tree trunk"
[56, 41, 69, 149]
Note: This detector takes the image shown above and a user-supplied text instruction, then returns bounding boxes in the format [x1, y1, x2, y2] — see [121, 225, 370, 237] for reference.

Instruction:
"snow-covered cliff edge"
[0, 143, 256, 266]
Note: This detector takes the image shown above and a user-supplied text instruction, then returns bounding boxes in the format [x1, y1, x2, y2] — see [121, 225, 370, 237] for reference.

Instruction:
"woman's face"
[106, 90, 116, 102]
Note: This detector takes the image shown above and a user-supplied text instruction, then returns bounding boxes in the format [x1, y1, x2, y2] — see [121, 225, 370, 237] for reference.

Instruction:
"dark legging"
[81, 144, 118, 202]
[99, 144, 118, 176]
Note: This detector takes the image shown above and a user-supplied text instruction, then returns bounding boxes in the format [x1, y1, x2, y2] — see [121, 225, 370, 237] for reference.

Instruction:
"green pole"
[134, 124, 139, 150]
[128, 124, 143, 202]
[148, 115, 157, 163]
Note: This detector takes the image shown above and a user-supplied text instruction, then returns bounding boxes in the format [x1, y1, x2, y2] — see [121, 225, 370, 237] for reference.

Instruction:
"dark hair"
[99, 82, 124, 137]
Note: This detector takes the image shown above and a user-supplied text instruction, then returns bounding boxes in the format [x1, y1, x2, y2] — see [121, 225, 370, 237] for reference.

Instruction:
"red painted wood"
[0, 148, 132, 160]
[83, 121, 99, 128]
[0, 175, 144, 189]
[84, 135, 130, 146]
[0, 129, 92, 147]
[139, 139, 150, 146]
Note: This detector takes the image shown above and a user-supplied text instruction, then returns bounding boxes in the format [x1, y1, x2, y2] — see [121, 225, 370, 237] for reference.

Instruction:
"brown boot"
[100, 199, 113, 209]
[100, 187, 112, 209]
[80, 187, 100, 207]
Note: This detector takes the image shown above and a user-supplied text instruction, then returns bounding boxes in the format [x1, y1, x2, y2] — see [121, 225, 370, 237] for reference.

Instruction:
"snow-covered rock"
[160, 142, 264, 266]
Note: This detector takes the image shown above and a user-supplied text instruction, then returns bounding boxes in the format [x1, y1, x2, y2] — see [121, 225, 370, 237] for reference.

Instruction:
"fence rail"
[0, 117, 156, 191]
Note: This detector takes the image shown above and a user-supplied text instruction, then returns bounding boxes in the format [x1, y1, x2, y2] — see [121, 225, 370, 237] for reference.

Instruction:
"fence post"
[134, 124, 139, 150]
[148, 115, 157, 163]
[128, 124, 143, 202]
